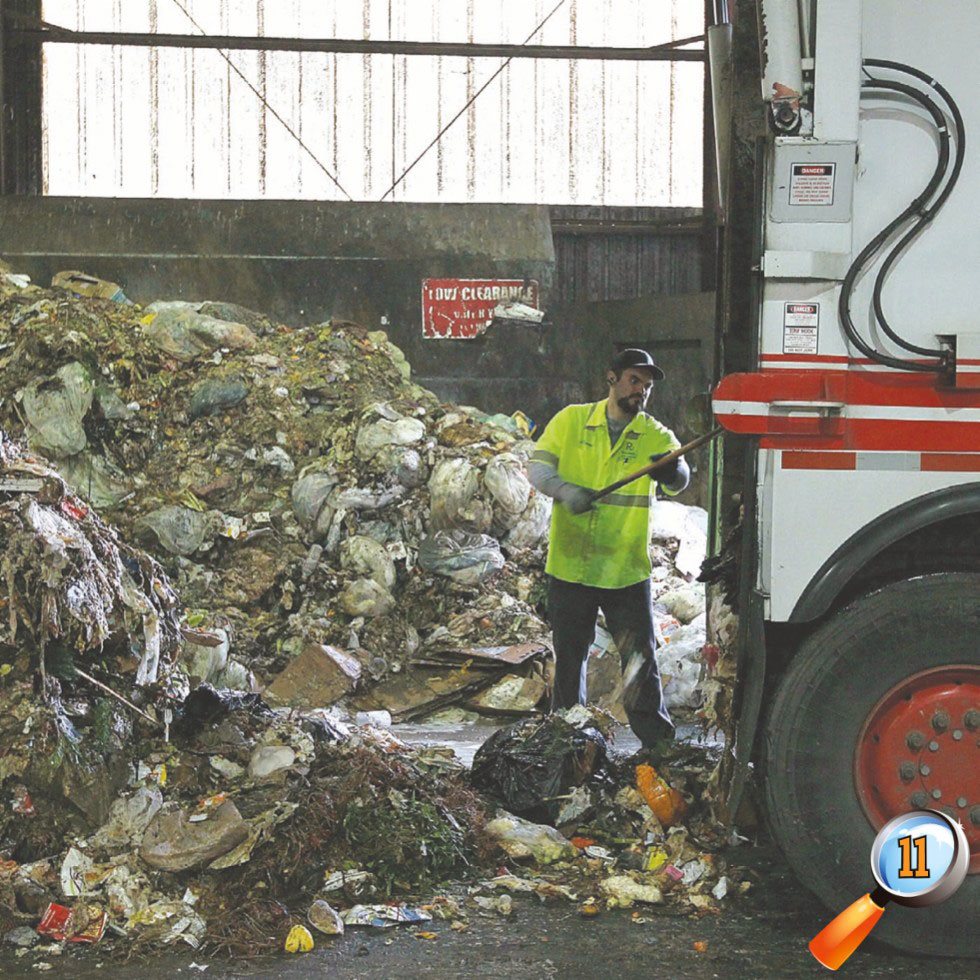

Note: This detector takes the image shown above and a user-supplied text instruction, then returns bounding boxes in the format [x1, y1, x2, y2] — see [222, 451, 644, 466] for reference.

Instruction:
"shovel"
[589, 427, 724, 503]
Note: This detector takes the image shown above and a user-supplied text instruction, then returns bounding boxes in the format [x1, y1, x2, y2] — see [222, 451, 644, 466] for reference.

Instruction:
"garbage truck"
[706, 0, 978, 956]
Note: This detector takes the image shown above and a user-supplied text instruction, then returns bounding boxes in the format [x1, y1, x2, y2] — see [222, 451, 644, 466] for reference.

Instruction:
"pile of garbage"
[469, 707, 742, 917]
[0, 444, 729, 961]
[0, 431, 183, 864]
[0, 266, 712, 724]
[1, 688, 741, 960]
[0, 266, 734, 961]
[0, 687, 497, 956]
[0, 267, 558, 718]
[0, 440, 491, 952]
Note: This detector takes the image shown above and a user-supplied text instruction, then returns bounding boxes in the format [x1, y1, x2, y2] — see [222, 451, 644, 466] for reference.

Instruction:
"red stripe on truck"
[759, 420, 980, 452]
[714, 371, 980, 452]
[920, 453, 980, 472]
[719, 369, 978, 408]
[781, 451, 857, 470]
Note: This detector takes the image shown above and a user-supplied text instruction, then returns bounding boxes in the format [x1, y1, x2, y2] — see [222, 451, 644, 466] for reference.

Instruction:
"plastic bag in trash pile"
[340, 904, 433, 928]
[418, 529, 505, 586]
[470, 715, 606, 824]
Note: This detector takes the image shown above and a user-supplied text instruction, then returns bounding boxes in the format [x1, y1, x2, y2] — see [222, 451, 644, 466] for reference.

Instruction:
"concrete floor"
[393, 718, 716, 767]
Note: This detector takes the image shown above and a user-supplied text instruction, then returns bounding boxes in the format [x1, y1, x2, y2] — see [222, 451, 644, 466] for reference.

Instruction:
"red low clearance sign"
[421, 278, 540, 339]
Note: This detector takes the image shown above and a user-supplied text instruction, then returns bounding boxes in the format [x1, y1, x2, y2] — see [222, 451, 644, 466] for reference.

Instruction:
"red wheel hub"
[855, 666, 980, 873]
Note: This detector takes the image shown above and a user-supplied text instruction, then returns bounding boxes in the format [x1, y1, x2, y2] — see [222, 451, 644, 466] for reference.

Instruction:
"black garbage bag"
[471, 715, 607, 825]
[172, 684, 273, 738]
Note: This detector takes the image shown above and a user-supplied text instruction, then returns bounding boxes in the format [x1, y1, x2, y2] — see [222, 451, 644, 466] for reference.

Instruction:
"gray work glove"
[555, 482, 595, 515]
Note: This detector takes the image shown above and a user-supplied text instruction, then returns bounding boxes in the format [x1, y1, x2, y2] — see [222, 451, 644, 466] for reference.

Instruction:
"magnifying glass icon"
[809, 809, 970, 970]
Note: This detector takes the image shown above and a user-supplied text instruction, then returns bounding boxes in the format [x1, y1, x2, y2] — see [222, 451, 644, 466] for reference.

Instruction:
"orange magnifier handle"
[809, 887, 890, 970]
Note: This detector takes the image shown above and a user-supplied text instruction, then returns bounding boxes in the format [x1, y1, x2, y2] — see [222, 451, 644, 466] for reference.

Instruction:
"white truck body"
[714, 0, 980, 621]
[708, 2, 978, 955]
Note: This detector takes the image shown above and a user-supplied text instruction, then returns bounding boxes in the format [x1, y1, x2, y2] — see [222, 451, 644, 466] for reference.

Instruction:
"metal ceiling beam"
[7, 23, 705, 61]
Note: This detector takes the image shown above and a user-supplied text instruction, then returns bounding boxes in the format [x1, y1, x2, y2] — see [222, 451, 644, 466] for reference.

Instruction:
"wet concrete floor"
[393, 718, 714, 767]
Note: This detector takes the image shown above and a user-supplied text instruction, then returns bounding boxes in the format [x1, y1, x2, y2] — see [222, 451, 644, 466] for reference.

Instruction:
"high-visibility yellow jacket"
[530, 399, 681, 588]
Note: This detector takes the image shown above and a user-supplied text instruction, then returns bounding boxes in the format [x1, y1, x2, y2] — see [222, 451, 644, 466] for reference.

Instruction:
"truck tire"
[764, 573, 979, 958]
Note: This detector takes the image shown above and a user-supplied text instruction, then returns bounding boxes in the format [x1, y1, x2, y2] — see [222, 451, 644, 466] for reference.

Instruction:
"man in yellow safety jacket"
[527, 349, 689, 748]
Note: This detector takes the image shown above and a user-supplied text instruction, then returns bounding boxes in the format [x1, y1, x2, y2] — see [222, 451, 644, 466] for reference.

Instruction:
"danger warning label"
[783, 302, 819, 355]
[789, 162, 835, 206]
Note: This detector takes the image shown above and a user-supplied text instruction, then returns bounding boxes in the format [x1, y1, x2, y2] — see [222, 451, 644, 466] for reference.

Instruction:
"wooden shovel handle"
[589, 427, 723, 502]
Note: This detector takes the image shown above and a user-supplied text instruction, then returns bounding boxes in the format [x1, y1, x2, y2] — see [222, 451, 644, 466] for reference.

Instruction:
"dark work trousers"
[547, 575, 674, 746]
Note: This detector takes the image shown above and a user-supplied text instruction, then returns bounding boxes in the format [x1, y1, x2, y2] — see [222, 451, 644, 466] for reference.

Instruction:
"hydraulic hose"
[837, 62, 963, 373]
[860, 77, 949, 359]
[865, 61, 966, 359]
[864, 60, 966, 215]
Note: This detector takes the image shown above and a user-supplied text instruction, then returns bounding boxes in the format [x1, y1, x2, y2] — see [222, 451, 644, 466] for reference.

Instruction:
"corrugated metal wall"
[40, 0, 703, 205]
[550, 205, 705, 305]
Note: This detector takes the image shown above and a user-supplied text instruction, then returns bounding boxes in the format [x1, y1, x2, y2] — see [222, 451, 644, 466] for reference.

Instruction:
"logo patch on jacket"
[619, 439, 639, 464]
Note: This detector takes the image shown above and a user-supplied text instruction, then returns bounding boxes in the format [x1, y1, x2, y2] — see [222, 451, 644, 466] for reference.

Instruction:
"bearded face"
[609, 368, 655, 416]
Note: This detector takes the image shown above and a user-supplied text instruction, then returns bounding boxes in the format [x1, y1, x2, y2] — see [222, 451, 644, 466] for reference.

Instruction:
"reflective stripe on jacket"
[531, 398, 681, 588]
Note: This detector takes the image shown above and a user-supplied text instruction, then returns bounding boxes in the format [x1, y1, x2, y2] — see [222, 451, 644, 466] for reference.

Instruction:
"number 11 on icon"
[897, 835, 929, 879]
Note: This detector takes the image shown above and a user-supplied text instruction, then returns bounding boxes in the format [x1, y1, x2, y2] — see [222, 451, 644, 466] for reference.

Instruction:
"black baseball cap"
[609, 348, 665, 380]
